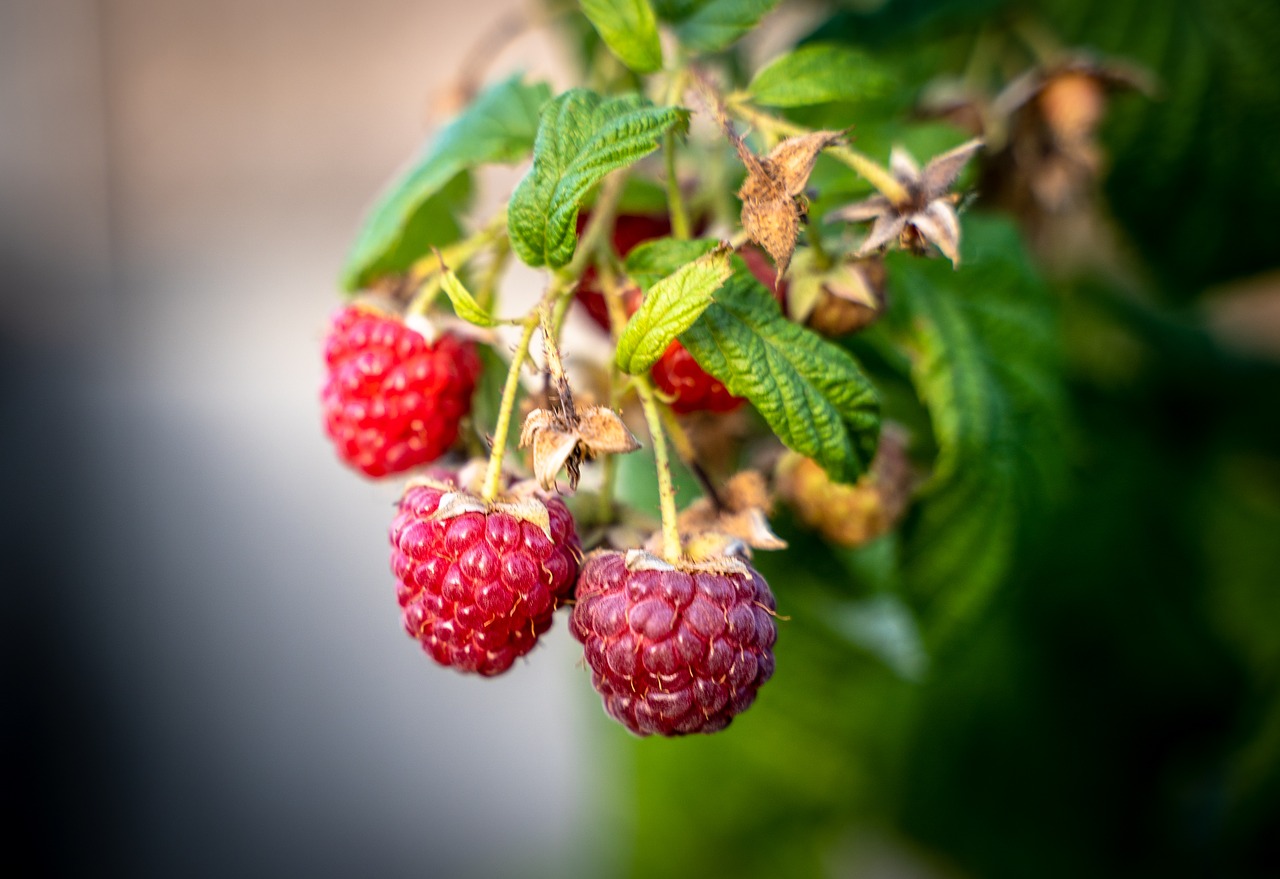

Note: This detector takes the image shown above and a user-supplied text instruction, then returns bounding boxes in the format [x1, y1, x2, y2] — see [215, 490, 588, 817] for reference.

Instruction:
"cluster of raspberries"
[321, 304, 777, 736]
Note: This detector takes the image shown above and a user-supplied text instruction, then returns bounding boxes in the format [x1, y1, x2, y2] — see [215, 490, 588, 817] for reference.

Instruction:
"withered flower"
[520, 405, 639, 492]
[827, 139, 983, 266]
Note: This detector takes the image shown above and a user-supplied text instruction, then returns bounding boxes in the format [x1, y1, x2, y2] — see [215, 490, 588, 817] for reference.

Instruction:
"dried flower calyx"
[520, 404, 639, 492]
[828, 139, 982, 266]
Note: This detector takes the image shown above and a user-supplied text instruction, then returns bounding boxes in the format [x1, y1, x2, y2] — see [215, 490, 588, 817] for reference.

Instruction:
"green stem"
[635, 376, 682, 562]
[664, 130, 691, 240]
[726, 100, 912, 207]
[481, 311, 539, 501]
[407, 209, 508, 285]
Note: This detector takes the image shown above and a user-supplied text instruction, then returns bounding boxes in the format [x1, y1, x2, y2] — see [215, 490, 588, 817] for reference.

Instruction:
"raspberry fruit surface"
[322, 305, 481, 478]
[390, 475, 581, 676]
[650, 343, 745, 414]
[570, 550, 778, 736]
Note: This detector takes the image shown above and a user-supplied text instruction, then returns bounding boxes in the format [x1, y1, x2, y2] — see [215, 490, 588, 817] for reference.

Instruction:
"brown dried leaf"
[721, 470, 772, 514]
[827, 194, 892, 224]
[530, 430, 581, 491]
[430, 491, 489, 522]
[857, 213, 908, 256]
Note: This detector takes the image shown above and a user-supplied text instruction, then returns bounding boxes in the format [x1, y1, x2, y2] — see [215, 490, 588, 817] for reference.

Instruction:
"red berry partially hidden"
[390, 474, 581, 676]
[575, 213, 673, 331]
[650, 343, 744, 414]
[322, 305, 481, 478]
[570, 550, 778, 736]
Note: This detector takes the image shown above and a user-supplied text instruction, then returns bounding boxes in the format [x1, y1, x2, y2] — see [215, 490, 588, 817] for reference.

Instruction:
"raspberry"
[390, 474, 582, 676]
[322, 305, 481, 478]
[650, 343, 744, 414]
[570, 550, 778, 736]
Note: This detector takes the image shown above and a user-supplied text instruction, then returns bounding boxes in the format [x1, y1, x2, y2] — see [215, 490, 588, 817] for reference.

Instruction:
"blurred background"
[3, 1, 1279, 878]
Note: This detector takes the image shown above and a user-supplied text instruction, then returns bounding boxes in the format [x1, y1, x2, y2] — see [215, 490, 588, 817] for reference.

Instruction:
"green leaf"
[888, 216, 1068, 635]
[680, 264, 880, 482]
[580, 0, 663, 73]
[747, 43, 896, 107]
[623, 237, 720, 290]
[438, 266, 496, 327]
[667, 0, 781, 53]
[341, 75, 550, 291]
[616, 245, 733, 374]
[508, 90, 688, 269]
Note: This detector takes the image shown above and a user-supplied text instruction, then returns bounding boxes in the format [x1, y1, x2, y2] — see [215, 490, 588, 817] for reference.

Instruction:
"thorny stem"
[725, 99, 913, 208]
[635, 376, 683, 562]
[481, 310, 540, 502]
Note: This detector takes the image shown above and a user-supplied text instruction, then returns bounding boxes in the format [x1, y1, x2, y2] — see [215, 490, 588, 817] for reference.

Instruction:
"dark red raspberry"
[570, 550, 778, 736]
[322, 305, 481, 478]
[390, 475, 581, 676]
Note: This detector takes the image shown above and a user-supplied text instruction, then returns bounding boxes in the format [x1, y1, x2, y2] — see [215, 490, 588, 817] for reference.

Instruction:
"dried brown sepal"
[519, 405, 640, 491]
[728, 126, 844, 281]
[827, 139, 981, 267]
[676, 470, 786, 552]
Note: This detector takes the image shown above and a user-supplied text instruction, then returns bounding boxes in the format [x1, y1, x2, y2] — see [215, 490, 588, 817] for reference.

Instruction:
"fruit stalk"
[481, 310, 540, 501]
[635, 375, 683, 562]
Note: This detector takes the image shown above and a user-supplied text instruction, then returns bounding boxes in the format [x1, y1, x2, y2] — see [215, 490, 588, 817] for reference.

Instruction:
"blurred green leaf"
[580, 0, 664, 73]
[887, 215, 1068, 636]
[747, 43, 896, 108]
[438, 267, 496, 327]
[658, 0, 781, 53]
[341, 75, 549, 291]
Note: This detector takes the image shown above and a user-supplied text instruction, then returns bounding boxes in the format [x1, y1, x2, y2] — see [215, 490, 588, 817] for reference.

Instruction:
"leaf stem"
[635, 375, 682, 562]
[481, 310, 540, 501]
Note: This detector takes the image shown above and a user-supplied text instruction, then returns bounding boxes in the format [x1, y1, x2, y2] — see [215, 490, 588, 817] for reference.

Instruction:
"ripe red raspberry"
[570, 550, 778, 736]
[322, 305, 481, 478]
[390, 474, 581, 676]
[650, 343, 745, 414]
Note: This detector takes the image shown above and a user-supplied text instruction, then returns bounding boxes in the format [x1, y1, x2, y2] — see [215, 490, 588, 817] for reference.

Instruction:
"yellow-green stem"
[635, 376, 682, 562]
[407, 209, 508, 286]
[481, 311, 539, 501]
[664, 130, 691, 240]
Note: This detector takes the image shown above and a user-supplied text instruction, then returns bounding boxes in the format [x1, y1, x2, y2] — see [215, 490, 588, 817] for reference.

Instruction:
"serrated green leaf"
[341, 76, 550, 291]
[508, 89, 689, 269]
[680, 265, 880, 482]
[889, 216, 1068, 636]
[748, 43, 896, 107]
[580, 0, 663, 73]
[668, 0, 781, 52]
[623, 237, 720, 290]
[616, 246, 732, 374]
[439, 268, 496, 327]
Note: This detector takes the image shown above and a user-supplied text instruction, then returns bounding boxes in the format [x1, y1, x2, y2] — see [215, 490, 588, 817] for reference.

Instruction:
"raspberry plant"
[320, 0, 1168, 741]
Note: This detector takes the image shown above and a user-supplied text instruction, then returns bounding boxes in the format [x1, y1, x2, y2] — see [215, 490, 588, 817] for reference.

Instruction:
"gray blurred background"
[1, 2, 616, 876]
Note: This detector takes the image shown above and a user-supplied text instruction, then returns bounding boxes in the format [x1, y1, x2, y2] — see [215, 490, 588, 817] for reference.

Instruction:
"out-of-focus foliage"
[602, 0, 1280, 876]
